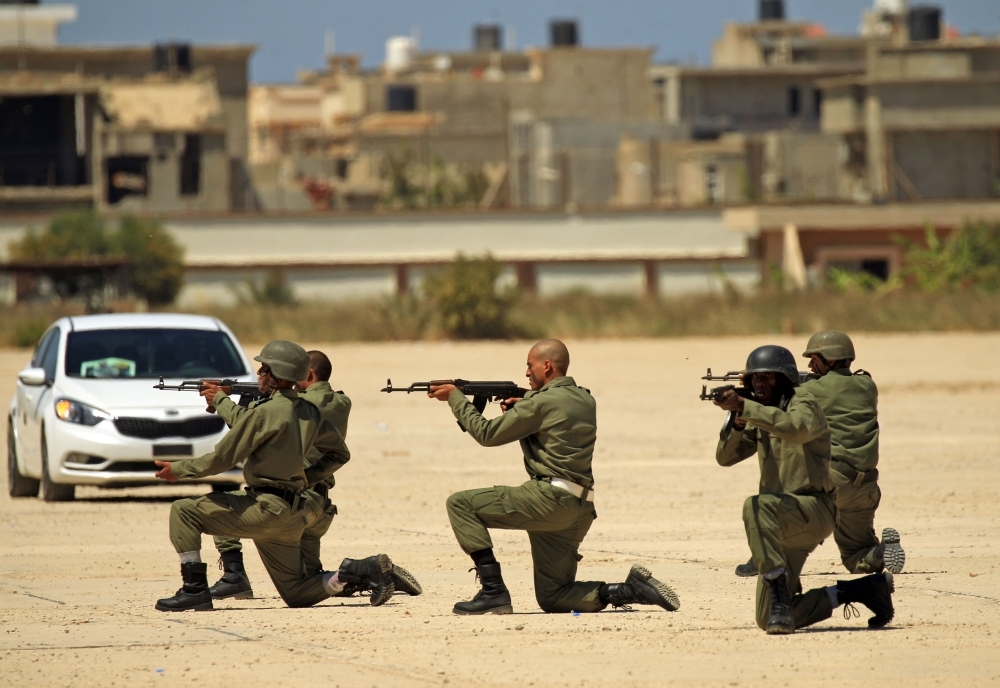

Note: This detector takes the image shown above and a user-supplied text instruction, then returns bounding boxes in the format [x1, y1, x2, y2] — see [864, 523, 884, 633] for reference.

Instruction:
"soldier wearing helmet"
[800, 331, 904, 576]
[713, 344, 895, 634]
[152, 340, 398, 611]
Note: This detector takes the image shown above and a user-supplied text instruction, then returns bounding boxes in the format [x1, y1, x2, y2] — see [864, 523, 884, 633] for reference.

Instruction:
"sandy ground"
[2, 333, 999, 687]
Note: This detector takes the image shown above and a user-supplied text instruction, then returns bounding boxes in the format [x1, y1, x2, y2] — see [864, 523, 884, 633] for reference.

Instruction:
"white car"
[8, 313, 256, 501]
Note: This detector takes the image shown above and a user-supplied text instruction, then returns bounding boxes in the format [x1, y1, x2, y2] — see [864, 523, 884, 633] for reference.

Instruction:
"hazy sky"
[55, 0, 1000, 83]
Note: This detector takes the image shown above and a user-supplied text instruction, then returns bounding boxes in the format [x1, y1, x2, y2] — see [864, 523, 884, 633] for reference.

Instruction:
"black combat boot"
[453, 563, 513, 615]
[836, 572, 894, 628]
[735, 557, 759, 578]
[765, 574, 794, 635]
[601, 564, 680, 611]
[337, 554, 395, 606]
[155, 562, 214, 612]
[334, 562, 422, 597]
[208, 551, 253, 600]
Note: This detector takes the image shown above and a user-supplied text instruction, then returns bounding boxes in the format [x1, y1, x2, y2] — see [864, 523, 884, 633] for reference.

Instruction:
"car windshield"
[64, 328, 247, 379]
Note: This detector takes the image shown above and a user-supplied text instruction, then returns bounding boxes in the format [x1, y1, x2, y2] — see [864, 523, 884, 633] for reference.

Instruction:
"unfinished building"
[0, 2, 254, 214]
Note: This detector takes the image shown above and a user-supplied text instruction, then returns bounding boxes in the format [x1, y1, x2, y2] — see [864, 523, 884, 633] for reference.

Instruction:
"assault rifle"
[381, 379, 529, 432]
[154, 377, 266, 414]
[698, 368, 813, 401]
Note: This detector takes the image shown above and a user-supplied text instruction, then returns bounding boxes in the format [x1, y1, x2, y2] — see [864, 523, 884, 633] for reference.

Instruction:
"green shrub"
[235, 269, 297, 306]
[898, 221, 1000, 291]
[422, 253, 518, 339]
[114, 216, 185, 305]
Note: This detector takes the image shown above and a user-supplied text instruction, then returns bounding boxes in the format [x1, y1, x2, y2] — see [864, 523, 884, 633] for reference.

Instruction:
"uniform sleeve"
[716, 423, 758, 466]
[740, 392, 827, 446]
[171, 410, 268, 480]
[449, 389, 543, 447]
[303, 421, 351, 487]
[212, 391, 248, 428]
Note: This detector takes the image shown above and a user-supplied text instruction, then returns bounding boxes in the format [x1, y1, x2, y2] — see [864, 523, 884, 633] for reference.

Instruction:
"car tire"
[8, 420, 39, 498]
[40, 431, 74, 502]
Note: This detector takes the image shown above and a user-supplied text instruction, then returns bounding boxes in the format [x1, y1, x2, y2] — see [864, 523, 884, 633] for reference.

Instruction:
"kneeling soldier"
[153, 340, 396, 611]
[428, 339, 679, 615]
[206, 349, 421, 600]
[714, 345, 894, 634]
[801, 331, 904, 574]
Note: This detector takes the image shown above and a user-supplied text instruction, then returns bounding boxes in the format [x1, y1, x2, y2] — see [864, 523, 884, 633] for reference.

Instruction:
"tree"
[114, 216, 185, 305]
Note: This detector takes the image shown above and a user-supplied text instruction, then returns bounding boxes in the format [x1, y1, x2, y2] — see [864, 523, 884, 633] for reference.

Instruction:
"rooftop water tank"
[759, 0, 785, 21]
[385, 36, 416, 72]
[908, 5, 941, 41]
[474, 24, 502, 51]
[550, 20, 578, 47]
[874, 0, 908, 15]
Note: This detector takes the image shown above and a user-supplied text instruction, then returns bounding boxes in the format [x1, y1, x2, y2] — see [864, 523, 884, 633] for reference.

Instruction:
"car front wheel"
[8, 419, 39, 498]
[40, 430, 74, 502]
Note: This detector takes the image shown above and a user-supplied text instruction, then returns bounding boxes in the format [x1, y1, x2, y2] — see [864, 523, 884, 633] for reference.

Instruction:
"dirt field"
[2, 334, 999, 687]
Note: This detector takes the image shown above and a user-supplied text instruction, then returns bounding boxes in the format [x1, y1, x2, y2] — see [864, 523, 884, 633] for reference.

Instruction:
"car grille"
[113, 416, 226, 440]
[106, 461, 159, 473]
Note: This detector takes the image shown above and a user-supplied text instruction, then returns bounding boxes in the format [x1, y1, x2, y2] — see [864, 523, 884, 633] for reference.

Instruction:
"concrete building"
[0, 2, 255, 214]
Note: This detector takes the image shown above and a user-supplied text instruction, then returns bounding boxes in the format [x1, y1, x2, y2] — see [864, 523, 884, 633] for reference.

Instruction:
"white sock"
[323, 571, 345, 595]
[762, 567, 786, 581]
[827, 585, 841, 609]
[179, 551, 202, 564]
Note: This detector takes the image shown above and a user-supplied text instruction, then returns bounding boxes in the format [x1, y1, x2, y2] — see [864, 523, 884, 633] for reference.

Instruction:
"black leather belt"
[831, 461, 879, 485]
[248, 485, 301, 507]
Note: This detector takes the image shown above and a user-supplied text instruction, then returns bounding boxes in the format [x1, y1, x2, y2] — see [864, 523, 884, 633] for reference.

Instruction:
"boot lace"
[216, 557, 224, 571]
[842, 602, 861, 620]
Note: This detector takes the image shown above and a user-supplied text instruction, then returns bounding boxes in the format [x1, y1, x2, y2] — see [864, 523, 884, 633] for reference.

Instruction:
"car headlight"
[54, 398, 112, 426]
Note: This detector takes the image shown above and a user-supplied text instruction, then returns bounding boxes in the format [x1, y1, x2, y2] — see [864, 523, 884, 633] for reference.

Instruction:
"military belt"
[248, 485, 302, 509]
[535, 476, 595, 502]
[830, 460, 879, 488]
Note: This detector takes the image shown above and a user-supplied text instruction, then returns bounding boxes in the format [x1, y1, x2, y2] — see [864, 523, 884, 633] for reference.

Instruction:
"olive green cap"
[254, 340, 310, 382]
[802, 330, 855, 362]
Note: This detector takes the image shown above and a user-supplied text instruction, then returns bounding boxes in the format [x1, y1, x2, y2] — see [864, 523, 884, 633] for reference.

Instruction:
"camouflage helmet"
[802, 330, 855, 363]
[254, 340, 310, 382]
[745, 345, 800, 386]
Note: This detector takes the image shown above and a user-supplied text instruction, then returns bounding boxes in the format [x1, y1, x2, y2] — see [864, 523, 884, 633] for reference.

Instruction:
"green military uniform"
[168, 388, 349, 607]
[445, 376, 604, 613]
[213, 382, 352, 575]
[800, 369, 883, 573]
[717, 389, 838, 630]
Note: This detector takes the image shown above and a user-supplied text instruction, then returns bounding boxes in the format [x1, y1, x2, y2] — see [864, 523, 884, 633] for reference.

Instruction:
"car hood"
[54, 376, 255, 415]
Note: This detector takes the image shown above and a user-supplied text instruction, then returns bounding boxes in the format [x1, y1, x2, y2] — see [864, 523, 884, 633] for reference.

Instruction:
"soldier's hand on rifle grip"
[200, 382, 222, 414]
[500, 397, 522, 412]
[427, 383, 457, 401]
[714, 387, 745, 414]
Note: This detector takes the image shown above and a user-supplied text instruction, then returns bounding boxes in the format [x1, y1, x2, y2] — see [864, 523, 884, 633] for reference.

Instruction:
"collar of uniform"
[538, 376, 575, 392]
[302, 380, 332, 394]
[827, 368, 853, 378]
[274, 388, 300, 400]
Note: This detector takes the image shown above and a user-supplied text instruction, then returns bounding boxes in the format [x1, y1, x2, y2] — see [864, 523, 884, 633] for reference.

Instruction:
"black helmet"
[745, 345, 800, 386]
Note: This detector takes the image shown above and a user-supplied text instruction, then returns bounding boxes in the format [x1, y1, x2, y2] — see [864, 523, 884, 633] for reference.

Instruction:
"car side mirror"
[18, 367, 48, 386]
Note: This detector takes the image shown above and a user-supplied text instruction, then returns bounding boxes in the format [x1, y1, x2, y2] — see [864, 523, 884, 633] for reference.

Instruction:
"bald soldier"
[428, 339, 680, 615]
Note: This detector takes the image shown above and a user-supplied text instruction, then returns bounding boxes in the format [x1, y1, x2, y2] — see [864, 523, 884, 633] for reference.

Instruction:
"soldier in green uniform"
[206, 350, 421, 600]
[801, 331, 904, 574]
[428, 339, 680, 615]
[714, 345, 895, 634]
[152, 341, 396, 611]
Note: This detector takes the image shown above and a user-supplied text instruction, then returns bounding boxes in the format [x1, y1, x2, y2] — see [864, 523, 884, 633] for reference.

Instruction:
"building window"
[106, 157, 148, 205]
[787, 87, 801, 117]
[180, 134, 201, 196]
[813, 89, 823, 118]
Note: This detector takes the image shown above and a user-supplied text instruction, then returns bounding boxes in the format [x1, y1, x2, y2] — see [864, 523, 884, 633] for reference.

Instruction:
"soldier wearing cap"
[152, 340, 396, 611]
[713, 345, 895, 634]
[428, 339, 680, 615]
[800, 330, 904, 575]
